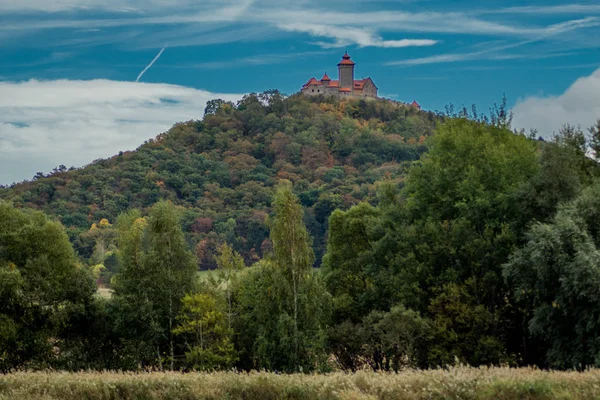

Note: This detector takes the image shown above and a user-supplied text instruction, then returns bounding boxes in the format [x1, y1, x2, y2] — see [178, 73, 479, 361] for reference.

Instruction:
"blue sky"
[1, 0, 600, 184]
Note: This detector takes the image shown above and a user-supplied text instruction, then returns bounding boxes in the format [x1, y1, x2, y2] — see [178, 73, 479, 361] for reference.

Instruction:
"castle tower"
[338, 52, 355, 90]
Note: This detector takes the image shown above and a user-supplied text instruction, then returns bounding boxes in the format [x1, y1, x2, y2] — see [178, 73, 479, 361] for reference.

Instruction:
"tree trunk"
[169, 296, 174, 371]
[227, 284, 232, 331]
[157, 346, 163, 371]
[293, 271, 298, 335]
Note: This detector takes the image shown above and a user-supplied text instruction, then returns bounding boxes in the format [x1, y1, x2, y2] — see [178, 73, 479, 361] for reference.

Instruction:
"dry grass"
[2, 367, 600, 400]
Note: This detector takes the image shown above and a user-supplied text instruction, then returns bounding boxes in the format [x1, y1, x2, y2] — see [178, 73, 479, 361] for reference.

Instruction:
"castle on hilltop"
[301, 53, 378, 99]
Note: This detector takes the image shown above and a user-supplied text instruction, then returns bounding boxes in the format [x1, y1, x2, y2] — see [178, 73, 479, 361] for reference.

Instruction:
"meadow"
[2, 367, 600, 400]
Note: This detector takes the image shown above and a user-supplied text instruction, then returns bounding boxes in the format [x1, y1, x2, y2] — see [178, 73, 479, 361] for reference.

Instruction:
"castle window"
[312, 89, 314, 92]
[317, 90, 320, 92]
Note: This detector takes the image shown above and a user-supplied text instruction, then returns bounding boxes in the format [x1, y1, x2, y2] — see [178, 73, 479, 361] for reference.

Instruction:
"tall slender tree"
[113, 201, 197, 370]
[214, 243, 245, 330]
[270, 181, 316, 346]
[235, 181, 330, 372]
[145, 201, 198, 370]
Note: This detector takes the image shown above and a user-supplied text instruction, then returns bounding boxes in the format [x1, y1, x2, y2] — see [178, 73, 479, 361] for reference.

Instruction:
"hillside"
[0, 92, 438, 272]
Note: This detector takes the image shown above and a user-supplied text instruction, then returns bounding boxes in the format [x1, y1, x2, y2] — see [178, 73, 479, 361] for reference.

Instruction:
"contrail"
[135, 46, 167, 83]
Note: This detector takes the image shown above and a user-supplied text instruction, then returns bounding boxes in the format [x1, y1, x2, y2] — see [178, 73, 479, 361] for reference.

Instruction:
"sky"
[1, 0, 600, 185]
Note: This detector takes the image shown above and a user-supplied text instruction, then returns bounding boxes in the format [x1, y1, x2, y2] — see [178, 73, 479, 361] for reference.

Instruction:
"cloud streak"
[484, 4, 600, 15]
[170, 51, 327, 69]
[0, 0, 248, 13]
[136, 45, 166, 82]
[278, 23, 437, 48]
[386, 17, 600, 66]
[0, 1, 569, 50]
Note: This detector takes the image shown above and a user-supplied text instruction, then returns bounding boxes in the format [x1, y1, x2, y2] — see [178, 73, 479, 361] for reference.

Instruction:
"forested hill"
[0, 92, 438, 270]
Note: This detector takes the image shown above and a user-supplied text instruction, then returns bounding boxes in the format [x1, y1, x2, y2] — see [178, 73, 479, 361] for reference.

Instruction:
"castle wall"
[301, 86, 321, 96]
[361, 81, 377, 98]
[301, 86, 340, 96]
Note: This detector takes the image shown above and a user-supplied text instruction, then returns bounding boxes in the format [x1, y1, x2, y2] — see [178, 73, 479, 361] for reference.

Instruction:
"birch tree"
[214, 243, 245, 330]
[269, 181, 315, 347]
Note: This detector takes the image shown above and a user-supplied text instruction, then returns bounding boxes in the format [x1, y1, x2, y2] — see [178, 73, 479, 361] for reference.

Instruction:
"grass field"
[3, 367, 600, 400]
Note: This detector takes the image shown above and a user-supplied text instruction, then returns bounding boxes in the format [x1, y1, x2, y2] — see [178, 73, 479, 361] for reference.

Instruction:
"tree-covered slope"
[0, 92, 438, 270]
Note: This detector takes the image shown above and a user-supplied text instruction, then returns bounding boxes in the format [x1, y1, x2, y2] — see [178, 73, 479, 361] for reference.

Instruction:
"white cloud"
[512, 68, 600, 137]
[278, 23, 437, 48]
[0, 79, 242, 185]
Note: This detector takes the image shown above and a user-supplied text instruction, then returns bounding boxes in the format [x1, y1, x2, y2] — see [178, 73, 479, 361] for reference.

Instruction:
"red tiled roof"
[339, 87, 352, 92]
[411, 100, 421, 108]
[302, 77, 322, 88]
[354, 79, 366, 89]
[328, 80, 340, 88]
[353, 78, 374, 90]
[321, 73, 331, 81]
[338, 52, 356, 66]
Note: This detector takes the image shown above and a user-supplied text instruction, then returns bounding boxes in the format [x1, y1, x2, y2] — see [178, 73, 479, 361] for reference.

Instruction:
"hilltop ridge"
[0, 92, 438, 271]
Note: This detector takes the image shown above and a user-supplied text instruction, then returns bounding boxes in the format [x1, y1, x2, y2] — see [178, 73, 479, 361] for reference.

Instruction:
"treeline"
[0, 184, 327, 372]
[0, 92, 436, 274]
[3, 114, 600, 372]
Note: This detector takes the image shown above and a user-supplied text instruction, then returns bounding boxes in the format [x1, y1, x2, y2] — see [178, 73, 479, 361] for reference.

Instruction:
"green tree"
[173, 292, 236, 370]
[270, 181, 316, 343]
[513, 123, 600, 244]
[505, 182, 600, 369]
[323, 118, 541, 368]
[360, 305, 431, 371]
[427, 283, 509, 367]
[214, 243, 245, 330]
[204, 99, 226, 116]
[397, 119, 539, 364]
[235, 260, 330, 372]
[235, 182, 330, 372]
[112, 210, 161, 368]
[113, 201, 198, 370]
[0, 201, 95, 371]
[405, 118, 539, 225]
[322, 202, 381, 323]
[145, 201, 198, 370]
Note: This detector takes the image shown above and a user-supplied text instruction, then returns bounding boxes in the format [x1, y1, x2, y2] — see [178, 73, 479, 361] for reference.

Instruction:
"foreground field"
[2, 367, 600, 400]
